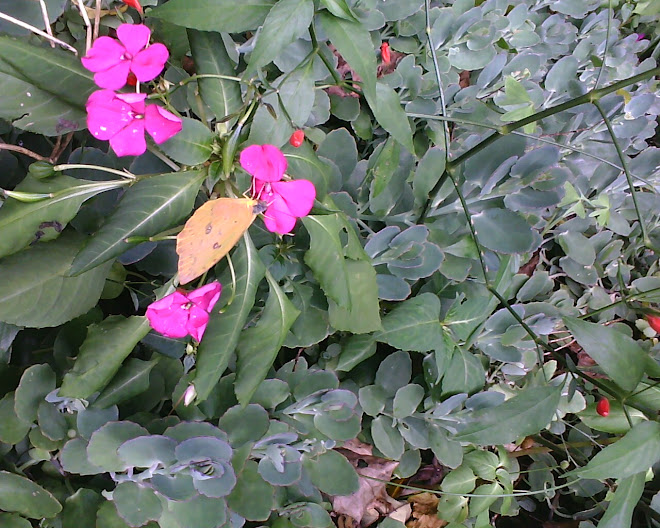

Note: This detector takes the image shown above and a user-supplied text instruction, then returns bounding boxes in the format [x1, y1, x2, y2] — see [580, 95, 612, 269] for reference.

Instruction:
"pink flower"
[146, 282, 222, 342]
[239, 144, 287, 182]
[255, 179, 316, 234]
[86, 90, 182, 156]
[82, 24, 168, 90]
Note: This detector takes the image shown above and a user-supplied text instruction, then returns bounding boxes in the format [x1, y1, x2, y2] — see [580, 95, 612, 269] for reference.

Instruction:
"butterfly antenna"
[218, 252, 237, 313]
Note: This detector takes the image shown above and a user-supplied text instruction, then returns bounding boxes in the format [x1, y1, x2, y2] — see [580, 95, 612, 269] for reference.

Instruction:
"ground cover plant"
[0, 0, 659, 527]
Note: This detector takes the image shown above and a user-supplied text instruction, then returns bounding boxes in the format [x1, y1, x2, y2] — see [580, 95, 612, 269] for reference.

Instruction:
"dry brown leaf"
[406, 493, 447, 528]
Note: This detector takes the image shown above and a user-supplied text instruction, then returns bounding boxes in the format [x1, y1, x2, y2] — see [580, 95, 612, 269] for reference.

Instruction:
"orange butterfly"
[176, 197, 266, 285]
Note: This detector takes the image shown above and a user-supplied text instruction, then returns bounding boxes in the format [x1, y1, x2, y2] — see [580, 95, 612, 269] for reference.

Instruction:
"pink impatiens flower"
[82, 24, 168, 90]
[239, 144, 288, 182]
[146, 282, 222, 343]
[86, 90, 182, 156]
[255, 179, 316, 234]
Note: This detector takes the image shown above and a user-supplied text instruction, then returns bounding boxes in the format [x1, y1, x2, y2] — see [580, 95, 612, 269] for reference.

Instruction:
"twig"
[49, 132, 74, 163]
[93, 0, 101, 41]
[0, 11, 78, 54]
[0, 141, 47, 161]
[73, 0, 93, 53]
[37, 0, 55, 48]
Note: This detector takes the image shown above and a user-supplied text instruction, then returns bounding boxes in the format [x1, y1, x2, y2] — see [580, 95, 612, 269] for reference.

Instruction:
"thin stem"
[37, 0, 55, 48]
[592, 99, 653, 250]
[310, 24, 343, 85]
[74, 0, 93, 53]
[0, 11, 78, 54]
[53, 164, 136, 180]
[593, 0, 613, 90]
[145, 145, 180, 172]
[0, 142, 47, 161]
[93, 0, 101, 41]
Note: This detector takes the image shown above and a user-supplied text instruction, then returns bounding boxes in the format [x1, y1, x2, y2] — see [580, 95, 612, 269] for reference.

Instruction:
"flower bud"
[121, 0, 143, 14]
[596, 398, 610, 417]
[380, 42, 391, 64]
[29, 161, 56, 179]
[646, 314, 660, 334]
[289, 129, 304, 148]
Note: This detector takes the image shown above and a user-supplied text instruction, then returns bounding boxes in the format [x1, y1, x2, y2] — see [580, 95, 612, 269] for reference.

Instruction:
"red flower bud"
[596, 398, 610, 417]
[126, 72, 138, 86]
[647, 314, 660, 333]
[380, 42, 391, 64]
[122, 0, 143, 14]
[289, 129, 304, 148]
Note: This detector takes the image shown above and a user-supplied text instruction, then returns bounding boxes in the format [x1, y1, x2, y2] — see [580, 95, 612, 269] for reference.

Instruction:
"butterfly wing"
[176, 198, 258, 285]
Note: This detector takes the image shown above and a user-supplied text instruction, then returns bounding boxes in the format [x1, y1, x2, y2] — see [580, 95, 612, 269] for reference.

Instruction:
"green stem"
[53, 163, 135, 180]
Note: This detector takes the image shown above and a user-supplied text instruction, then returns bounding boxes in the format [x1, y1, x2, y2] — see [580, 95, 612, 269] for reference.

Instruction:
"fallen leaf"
[406, 493, 447, 528]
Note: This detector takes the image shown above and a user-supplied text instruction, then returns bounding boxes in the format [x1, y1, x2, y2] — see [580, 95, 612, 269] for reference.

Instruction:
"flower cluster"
[82, 24, 181, 156]
[146, 282, 221, 343]
[239, 144, 316, 234]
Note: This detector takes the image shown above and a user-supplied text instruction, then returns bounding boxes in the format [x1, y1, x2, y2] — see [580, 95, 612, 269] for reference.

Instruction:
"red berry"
[122, 0, 143, 14]
[380, 42, 391, 64]
[127, 72, 138, 86]
[289, 130, 304, 148]
[647, 314, 660, 333]
[596, 398, 610, 417]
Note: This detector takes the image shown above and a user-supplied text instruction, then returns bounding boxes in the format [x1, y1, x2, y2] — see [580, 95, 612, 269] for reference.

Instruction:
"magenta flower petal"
[131, 43, 169, 82]
[264, 194, 297, 234]
[146, 291, 191, 338]
[144, 105, 183, 144]
[110, 120, 147, 156]
[92, 60, 132, 90]
[187, 282, 222, 312]
[81, 36, 125, 72]
[240, 144, 287, 182]
[116, 92, 147, 110]
[186, 305, 210, 342]
[86, 90, 131, 140]
[117, 23, 151, 57]
[271, 180, 315, 217]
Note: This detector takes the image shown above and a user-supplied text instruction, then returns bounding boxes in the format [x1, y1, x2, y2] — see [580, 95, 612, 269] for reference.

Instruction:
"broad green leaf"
[87, 421, 149, 473]
[218, 404, 269, 447]
[284, 283, 331, 348]
[164, 495, 227, 528]
[151, 0, 276, 32]
[60, 316, 150, 399]
[70, 170, 206, 275]
[472, 209, 541, 254]
[0, 471, 61, 518]
[113, 482, 162, 527]
[372, 415, 405, 459]
[441, 465, 476, 494]
[194, 234, 266, 402]
[14, 364, 55, 423]
[578, 401, 647, 433]
[60, 438, 104, 476]
[302, 215, 351, 308]
[93, 358, 158, 409]
[61, 489, 102, 528]
[370, 138, 400, 200]
[563, 317, 646, 392]
[393, 384, 425, 418]
[597, 473, 645, 528]
[336, 334, 376, 372]
[368, 82, 414, 153]
[235, 274, 300, 406]
[0, 392, 31, 444]
[375, 350, 412, 395]
[247, 0, 315, 73]
[414, 147, 446, 204]
[0, 0, 66, 34]
[0, 175, 128, 259]
[158, 117, 214, 165]
[0, 513, 31, 528]
[37, 401, 67, 441]
[0, 37, 95, 135]
[0, 231, 112, 327]
[227, 461, 274, 521]
[318, 12, 376, 102]
[376, 293, 443, 352]
[304, 450, 359, 496]
[187, 30, 242, 121]
[320, 0, 358, 21]
[328, 260, 382, 333]
[118, 435, 177, 468]
[568, 421, 660, 480]
[96, 501, 131, 528]
[440, 349, 486, 397]
[454, 385, 562, 445]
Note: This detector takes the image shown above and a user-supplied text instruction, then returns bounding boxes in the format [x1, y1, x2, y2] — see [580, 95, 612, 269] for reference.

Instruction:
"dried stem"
[0, 10, 78, 54]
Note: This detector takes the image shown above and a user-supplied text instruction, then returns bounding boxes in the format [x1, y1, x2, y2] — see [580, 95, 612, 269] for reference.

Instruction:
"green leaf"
[597, 473, 645, 528]
[318, 12, 376, 102]
[247, 0, 315, 73]
[0, 392, 31, 444]
[164, 495, 227, 528]
[0, 175, 128, 259]
[96, 501, 131, 528]
[0, 37, 95, 135]
[93, 358, 158, 409]
[218, 404, 269, 447]
[151, 0, 276, 32]
[158, 118, 214, 165]
[472, 209, 541, 254]
[328, 260, 382, 334]
[368, 82, 415, 153]
[113, 482, 162, 527]
[370, 138, 400, 200]
[320, 0, 358, 21]
[375, 293, 443, 352]
[393, 384, 425, 419]
[62, 489, 102, 528]
[440, 349, 486, 397]
[336, 334, 376, 372]
[0, 513, 31, 528]
[194, 234, 266, 402]
[227, 460, 274, 521]
[568, 421, 660, 480]
[454, 385, 562, 445]
[37, 401, 67, 441]
[187, 30, 242, 121]
[14, 364, 55, 423]
[302, 214, 351, 308]
[70, 170, 205, 275]
[372, 415, 405, 459]
[413, 147, 446, 205]
[0, 231, 112, 327]
[60, 316, 150, 399]
[304, 450, 359, 495]
[0, 471, 61, 519]
[87, 421, 149, 472]
[60, 438, 104, 476]
[235, 274, 300, 406]
[563, 317, 646, 392]
[118, 435, 177, 468]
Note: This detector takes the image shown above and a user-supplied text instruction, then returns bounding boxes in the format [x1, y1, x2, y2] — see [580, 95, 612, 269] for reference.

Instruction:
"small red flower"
[596, 398, 610, 417]
[289, 129, 304, 148]
[380, 42, 391, 64]
[122, 0, 143, 14]
[647, 314, 660, 333]
[126, 72, 138, 86]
